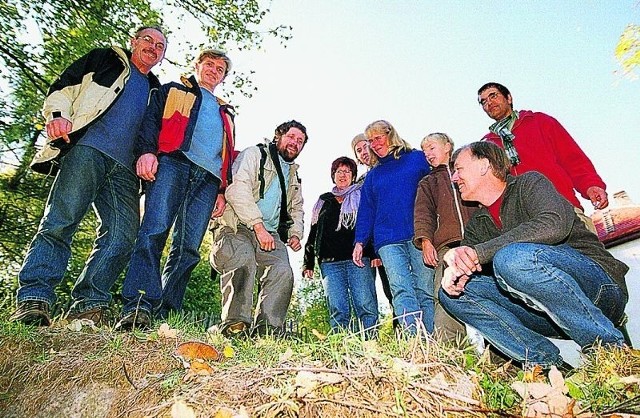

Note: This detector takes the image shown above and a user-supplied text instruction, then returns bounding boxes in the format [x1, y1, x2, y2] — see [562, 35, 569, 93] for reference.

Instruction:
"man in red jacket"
[477, 82, 607, 231]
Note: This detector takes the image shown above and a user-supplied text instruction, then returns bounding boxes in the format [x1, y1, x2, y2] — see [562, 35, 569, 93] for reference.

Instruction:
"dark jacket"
[31, 46, 161, 175]
[304, 192, 374, 271]
[413, 164, 479, 252]
[136, 75, 236, 190]
[463, 172, 629, 298]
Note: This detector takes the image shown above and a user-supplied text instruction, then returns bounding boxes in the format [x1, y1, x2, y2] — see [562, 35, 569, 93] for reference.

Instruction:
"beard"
[278, 145, 299, 162]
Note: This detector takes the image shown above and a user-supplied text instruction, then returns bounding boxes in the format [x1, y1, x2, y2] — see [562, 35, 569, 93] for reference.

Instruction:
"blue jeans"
[440, 243, 626, 367]
[18, 145, 139, 310]
[121, 153, 219, 316]
[320, 258, 378, 336]
[378, 240, 435, 334]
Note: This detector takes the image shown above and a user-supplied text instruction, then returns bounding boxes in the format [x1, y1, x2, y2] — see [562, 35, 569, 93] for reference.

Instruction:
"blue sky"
[212, 1, 639, 219]
[214, 0, 640, 349]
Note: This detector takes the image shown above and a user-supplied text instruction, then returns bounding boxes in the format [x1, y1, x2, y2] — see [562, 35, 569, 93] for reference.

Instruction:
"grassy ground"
[1, 314, 640, 417]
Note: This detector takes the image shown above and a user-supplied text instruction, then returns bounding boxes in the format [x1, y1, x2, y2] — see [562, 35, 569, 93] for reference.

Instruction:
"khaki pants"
[575, 207, 597, 234]
[210, 224, 294, 330]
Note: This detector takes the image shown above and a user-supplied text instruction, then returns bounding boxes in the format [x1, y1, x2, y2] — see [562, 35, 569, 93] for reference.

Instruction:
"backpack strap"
[267, 142, 293, 243]
[257, 143, 268, 199]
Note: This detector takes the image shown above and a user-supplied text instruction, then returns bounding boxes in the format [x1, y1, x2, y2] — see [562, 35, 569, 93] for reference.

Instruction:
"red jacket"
[483, 110, 605, 209]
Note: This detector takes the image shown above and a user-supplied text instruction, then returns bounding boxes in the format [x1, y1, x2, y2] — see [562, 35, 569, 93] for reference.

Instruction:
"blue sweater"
[355, 149, 431, 252]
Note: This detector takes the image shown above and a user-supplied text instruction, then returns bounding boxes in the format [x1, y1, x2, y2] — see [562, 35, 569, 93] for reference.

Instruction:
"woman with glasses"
[353, 120, 434, 336]
[303, 156, 378, 338]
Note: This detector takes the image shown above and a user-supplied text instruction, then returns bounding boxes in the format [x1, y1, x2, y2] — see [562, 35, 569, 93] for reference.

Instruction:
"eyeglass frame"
[136, 35, 166, 51]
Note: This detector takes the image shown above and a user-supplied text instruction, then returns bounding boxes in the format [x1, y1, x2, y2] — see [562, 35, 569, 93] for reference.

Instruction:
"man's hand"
[352, 242, 364, 267]
[421, 239, 438, 267]
[371, 258, 383, 268]
[443, 246, 481, 276]
[253, 223, 275, 251]
[136, 153, 158, 181]
[288, 235, 301, 252]
[586, 186, 608, 210]
[211, 193, 226, 218]
[302, 269, 314, 279]
[45, 117, 72, 143]
[441, 266, 470, 296]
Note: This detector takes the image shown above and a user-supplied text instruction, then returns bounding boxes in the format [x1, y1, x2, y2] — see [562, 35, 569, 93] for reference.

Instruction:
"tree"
[615, 24, 640, 79]
[0, 0, 290, 313]
[0, 0, 291, 180]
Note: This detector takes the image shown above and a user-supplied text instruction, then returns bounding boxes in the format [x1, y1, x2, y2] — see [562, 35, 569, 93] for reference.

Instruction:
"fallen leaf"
[295, 371, 319, 397]
[223, 345, 235, 359]
[158, 323, 178, 339]
[214, 407, 234, 418]
[171, 400, 196, 418]
[391, 358, 421, 378]
[311, 329, 326, 340]
[175, 341, 220, 361]
[619, 375, 640, 385]
[548, 366, 567, 393]
[294, 370, 343, 397]
[279, 348, 293, 362]
[66, 320, 82, 331]
[523, 364, 544, 382]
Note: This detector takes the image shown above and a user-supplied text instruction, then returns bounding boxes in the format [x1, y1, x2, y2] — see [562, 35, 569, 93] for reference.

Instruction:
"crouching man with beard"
[210, 121, 308, 338]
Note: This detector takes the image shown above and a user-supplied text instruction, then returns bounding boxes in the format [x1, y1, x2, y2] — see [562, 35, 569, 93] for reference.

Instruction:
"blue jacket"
[355, 149, 430, 252]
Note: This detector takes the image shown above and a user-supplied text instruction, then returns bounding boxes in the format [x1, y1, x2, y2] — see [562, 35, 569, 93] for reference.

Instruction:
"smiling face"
[367, 131, 390, 158]
[422, 139, 452, 167]
[276, 127, 306, 162]
[333, 164, 354, 189]
[354, 139, 372, 166]
[196, 57, 227, 92]
[130, 28, 166, 74]
[451, 148, 486, 201]
[478, 87, 513, 121]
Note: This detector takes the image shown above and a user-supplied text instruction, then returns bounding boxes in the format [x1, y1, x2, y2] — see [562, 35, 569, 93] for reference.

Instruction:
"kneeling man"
[440, 141, 628, 368]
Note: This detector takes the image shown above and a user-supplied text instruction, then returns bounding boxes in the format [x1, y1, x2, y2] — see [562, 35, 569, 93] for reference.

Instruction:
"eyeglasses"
[137, 35, 165, 52]
[335, 169, 352, 175]
[367, 134, 387, 144]
[478, 91, 499, 106]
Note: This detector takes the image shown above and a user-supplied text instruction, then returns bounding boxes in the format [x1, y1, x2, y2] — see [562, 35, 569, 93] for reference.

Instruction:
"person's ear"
[480, 159, 490, 176]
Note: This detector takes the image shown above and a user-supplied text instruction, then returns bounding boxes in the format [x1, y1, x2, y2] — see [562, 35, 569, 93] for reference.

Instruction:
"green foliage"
[0, 171, 103, 312]
[616, 24, 640, 79]
[287, 270, 331, 337]
[0, 0, 291, 320]
[566, 345, 640, 414]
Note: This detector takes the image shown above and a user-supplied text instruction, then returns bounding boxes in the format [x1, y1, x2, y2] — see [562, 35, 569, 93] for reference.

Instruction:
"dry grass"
[1, 319, 639, 418]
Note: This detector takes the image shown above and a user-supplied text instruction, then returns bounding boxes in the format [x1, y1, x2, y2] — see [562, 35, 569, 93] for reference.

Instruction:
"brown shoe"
[9, 301, 51, 326]
[220, 321, 249, 338]
[115, 310, 152, 332]
[67, 307, 109, 326]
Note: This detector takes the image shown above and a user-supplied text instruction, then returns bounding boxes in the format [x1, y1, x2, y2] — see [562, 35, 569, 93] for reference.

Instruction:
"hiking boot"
[252, 323, 297, 339]
[67, 307, 110, 327]
[220, 321, 250, 338]
[115, 310, 152, 331]
[9, 300, 51, 326]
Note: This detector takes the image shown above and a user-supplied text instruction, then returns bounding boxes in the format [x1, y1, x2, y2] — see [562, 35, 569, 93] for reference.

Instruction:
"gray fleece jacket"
[462, 172, 629, 298]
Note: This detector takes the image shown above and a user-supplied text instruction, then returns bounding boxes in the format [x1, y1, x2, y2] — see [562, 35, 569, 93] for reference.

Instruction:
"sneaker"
[115, 310, 151, 331]
[9, 300, 51, 326]
[67, 307, 109, 326]
[220, 321, 250, 338]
